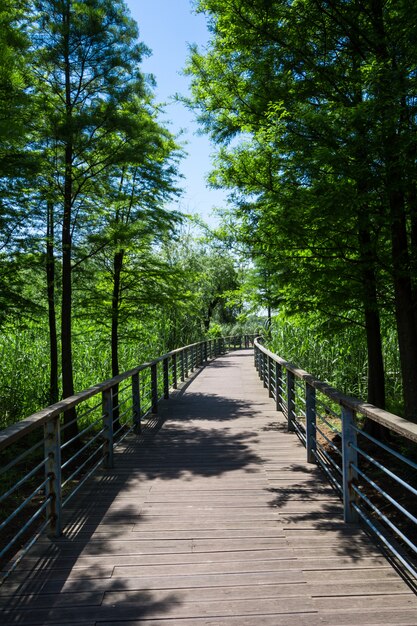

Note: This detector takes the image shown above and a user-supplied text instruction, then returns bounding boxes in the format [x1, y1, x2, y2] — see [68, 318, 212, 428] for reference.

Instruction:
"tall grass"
[0, 317, 181, 430]
[268, 315, 403, 415]
[0, 325, 50, 428]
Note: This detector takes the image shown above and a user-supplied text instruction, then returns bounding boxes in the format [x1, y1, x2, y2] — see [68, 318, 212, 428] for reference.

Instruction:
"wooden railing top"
[255, 338, 417, 444]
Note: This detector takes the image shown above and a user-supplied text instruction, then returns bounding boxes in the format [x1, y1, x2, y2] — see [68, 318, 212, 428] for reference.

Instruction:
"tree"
[187, 0, 417, 419]
[30, 0, 151, 435]
[0, 0, 39, 319]
[74, 101, 183, 422]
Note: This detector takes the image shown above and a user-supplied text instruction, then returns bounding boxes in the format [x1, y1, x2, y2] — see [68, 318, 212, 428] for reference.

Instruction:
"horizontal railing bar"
[352, 443, 417, 496]
[0, 457, 47, 504]
[61, 416, 103, 451]
[315, 396, 341, 420]
[62, 455, 104, 507]
[255, 338, 417, 443]
[116, 395, 132, 409]
[113, 422, 129, 440]
[0, 438, 45, 478]
[61, 429, 104, 471]
[317, 412, 342, 434]
[352, 485, 417, 555]
[353, 503, 417, 579]
[352, 464, 417, 526]
[62, 442, 104, 489]
[74, 400, 103, 422]
[314, 424, 342, 456]
[292, 421, 306, 444]
[113, 421, 137, 449]
[312, 448, 343, 493]
[1, 517, 50, 583]
[316, 440, 343, 475]
[0, 497, 50, 559]
[352, 424, 417, 471]
[0, 477, 50, 533]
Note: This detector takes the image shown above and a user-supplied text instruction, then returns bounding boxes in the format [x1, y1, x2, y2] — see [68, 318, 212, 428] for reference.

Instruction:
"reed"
[269, 316, 402, 415]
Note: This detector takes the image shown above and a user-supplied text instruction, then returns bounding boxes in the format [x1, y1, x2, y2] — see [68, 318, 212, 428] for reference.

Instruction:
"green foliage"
[187, 0, 417, 418]
[207, 322, 222, 338]
[269, 314, 402, 415]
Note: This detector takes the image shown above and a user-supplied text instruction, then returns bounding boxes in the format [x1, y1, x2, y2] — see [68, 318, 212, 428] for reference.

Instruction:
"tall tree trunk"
[387, 181, 417, 421]
[61, 1, 78, 438]
[404, 141, 417, 332]
[358, 227, 385, 410]
[46, 199, 59, 405]
[371, 0, 417, 421]
[111, 250, 124, 428]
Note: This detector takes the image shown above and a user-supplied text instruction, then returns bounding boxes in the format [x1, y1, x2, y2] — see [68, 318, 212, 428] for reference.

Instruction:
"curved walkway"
[1, 350, 416, 625]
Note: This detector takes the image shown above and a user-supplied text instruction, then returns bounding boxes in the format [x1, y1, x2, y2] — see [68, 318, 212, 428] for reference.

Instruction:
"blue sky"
[124, 0, 227, 225]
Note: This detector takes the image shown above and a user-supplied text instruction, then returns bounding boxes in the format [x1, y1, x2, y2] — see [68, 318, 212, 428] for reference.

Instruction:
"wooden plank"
[314, 594, 417, 610]
[318, 609, 417, 626]
[0, 597, 316, 624]
[1, 570, 307, 596]
[98, 617, 318, 626]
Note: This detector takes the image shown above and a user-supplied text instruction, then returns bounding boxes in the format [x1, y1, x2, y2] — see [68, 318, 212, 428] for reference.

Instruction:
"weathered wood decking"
[1, 349, 417, 625]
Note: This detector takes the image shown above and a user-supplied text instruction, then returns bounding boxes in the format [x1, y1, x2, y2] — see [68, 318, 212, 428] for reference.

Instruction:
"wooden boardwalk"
[1, 349, 417, 625]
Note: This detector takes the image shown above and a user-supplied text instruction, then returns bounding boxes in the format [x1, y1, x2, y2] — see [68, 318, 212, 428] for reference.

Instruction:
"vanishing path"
[1, 350, 416, 625]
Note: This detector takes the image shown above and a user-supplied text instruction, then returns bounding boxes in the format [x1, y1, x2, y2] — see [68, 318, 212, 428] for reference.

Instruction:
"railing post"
[306, 382, 316, 463]
[257, 347, 261, 376]
[268, 356, 273, 397]
[102, 388, 114, 469]
[184, 348, 189, 378]
[275, 362, 282, 411]
[151, 363, 158, 413]
[263, 353, 268, 388]
[172, 354, 178, 389]
[44, 416, 62, 537]
[180, 350, 185, 382]
[132, 373, 141, 432]
[204, 341, 208, 363]
[342, 405, 359, 523]
[287, 370, 296, 432]
[163, 357, 169, 400]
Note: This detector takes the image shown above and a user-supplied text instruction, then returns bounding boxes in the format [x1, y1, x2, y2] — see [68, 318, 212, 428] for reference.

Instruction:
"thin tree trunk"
[388, 186, 417, 421]
[370, 0, 417, 421]
[46, 199, 59, 405]
[356, 210, 386, 435]
[356, 203, 385, 410]
[61, 0, 78, 438]
[111, 250, 124, 428]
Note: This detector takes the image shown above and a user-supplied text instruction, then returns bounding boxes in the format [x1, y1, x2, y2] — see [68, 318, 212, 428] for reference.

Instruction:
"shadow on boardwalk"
[2, 350, 416, 624]
[0, 383, 263, 623]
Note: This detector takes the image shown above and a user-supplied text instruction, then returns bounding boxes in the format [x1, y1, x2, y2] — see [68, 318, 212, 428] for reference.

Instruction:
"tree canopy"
[186, 0, 417, 420]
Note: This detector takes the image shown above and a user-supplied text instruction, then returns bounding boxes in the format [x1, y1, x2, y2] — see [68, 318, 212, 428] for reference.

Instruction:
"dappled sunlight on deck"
[1, 350, 416, 625]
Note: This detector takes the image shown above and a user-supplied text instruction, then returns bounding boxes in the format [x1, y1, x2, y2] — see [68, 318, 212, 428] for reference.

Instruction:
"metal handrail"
[254, 337, 417, 580]
[0, 334, 255, 582]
